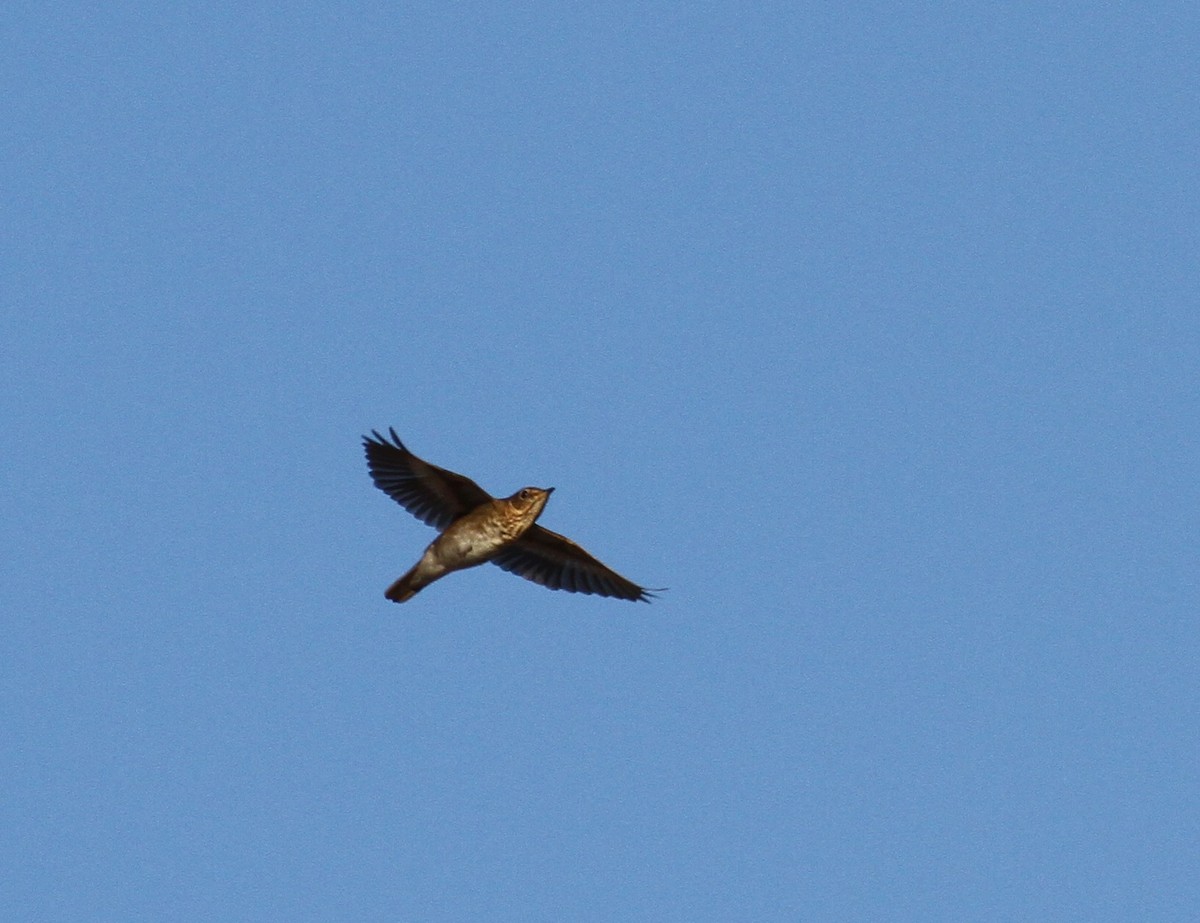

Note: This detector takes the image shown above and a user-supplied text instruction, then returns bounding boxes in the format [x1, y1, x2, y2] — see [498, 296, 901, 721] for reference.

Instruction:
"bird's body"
[385, 489, 552, 601]
[363, 429, 657, 604]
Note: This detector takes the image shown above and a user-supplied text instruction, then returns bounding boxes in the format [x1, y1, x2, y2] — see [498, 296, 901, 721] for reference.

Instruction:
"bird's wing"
[491, 524, 656, 602]
[363, 428, 492, 528]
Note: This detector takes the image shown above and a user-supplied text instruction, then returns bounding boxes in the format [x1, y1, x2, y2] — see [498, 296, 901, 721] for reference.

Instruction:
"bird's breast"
[432, 503, 529, 568]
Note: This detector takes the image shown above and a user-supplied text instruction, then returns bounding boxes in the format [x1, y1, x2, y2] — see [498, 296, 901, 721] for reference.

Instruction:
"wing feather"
[362, 429, 492, 529]
[491, 524, 656, 603]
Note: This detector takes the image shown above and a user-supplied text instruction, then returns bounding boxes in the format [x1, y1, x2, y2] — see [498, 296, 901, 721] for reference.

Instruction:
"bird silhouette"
[364, 429, 659, 603]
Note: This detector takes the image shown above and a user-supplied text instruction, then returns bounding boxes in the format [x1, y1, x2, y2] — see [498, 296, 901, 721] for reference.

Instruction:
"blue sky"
[4, 3, 1198, 920]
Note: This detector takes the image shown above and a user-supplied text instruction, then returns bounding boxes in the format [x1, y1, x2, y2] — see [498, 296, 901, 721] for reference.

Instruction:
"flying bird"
[363, 428, 659, 603]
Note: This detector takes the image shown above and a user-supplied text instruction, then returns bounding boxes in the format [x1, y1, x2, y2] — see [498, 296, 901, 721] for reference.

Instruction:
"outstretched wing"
[491, 524, 657, 602]
[363, 428, 492, 529]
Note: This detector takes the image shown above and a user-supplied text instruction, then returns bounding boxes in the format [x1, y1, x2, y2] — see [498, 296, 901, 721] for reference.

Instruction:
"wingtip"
[363, 427, 409, 453]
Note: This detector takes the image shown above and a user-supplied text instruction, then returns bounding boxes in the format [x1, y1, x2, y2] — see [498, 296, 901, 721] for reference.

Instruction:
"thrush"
[363, 428, 659, 603]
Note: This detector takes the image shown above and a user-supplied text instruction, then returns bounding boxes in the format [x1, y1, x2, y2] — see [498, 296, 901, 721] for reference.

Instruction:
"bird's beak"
[545, 487, 555, 495]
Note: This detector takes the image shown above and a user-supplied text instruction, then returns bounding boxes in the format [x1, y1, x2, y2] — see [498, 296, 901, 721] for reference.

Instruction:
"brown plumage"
[363, 429, 659, 603]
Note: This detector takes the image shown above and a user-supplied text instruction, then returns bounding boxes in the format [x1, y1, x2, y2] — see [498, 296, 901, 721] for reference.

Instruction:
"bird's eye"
[519, 489, 532, 500]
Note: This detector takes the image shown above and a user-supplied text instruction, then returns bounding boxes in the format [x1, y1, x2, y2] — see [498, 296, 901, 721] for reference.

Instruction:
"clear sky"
[4, 3, 1198, 920]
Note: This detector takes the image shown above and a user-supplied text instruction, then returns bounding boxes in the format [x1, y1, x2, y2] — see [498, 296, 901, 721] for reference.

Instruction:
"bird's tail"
[385, 565, 422, 603]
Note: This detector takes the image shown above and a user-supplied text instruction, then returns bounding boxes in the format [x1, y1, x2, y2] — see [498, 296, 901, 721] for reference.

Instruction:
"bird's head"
[507, 486, 554, 523]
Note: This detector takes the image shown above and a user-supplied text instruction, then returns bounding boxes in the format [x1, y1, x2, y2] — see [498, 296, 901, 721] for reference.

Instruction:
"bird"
[363, 428, 659, 603]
